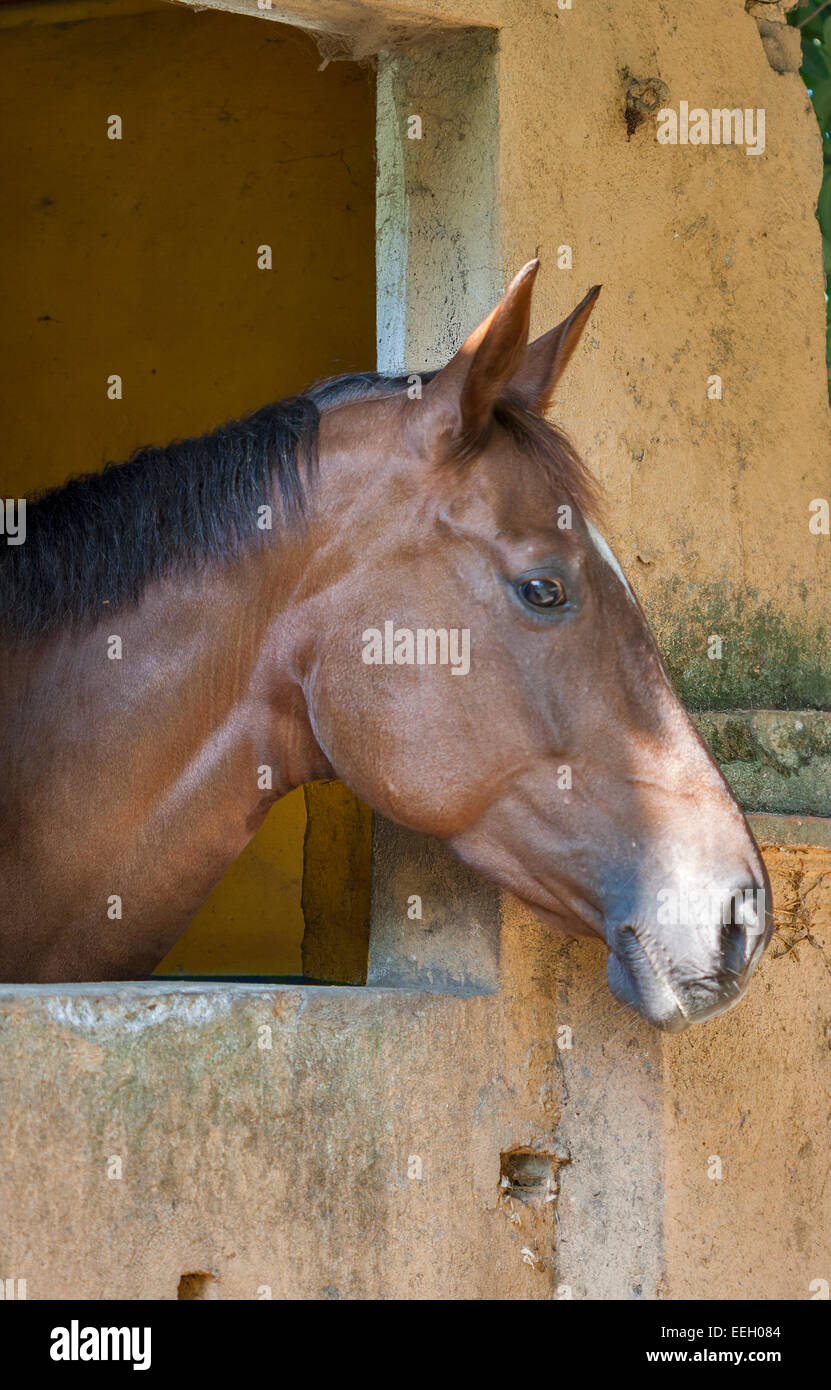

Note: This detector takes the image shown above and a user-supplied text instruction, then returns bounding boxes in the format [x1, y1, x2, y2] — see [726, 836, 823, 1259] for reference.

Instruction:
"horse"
[0, 260, 771, 1028]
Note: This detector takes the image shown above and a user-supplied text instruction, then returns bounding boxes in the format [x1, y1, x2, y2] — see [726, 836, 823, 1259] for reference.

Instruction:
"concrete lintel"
[165, 0, 483, 54]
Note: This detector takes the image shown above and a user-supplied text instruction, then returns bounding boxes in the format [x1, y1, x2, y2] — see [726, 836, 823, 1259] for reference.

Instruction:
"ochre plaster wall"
[1, 0, 828, 1301]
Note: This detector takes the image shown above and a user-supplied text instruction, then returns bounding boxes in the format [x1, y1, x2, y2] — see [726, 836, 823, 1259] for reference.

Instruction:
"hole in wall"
[177, 1271, 218, 1300]
[498, 1147, 568, 1207]
[621, 68, 669, 139]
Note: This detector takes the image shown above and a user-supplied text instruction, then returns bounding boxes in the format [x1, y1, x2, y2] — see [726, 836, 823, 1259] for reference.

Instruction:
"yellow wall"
[1, 0, 376, 975]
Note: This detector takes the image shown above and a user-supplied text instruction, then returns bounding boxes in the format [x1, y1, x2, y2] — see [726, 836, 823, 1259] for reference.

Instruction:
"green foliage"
[789, 4, 831, 371]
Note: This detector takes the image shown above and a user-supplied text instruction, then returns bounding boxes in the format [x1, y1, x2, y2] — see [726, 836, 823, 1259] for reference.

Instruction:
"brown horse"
[0, 260, 771, 1028]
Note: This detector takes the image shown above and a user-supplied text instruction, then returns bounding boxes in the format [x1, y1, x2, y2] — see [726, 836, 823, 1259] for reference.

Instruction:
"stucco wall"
[0, 831, 827, 1300]
[1, 0, 828, 1301]
[663, 830, 831, 1298]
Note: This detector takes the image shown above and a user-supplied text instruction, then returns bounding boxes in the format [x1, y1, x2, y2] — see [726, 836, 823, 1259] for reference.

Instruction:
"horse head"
[300, 260, 771, 1030]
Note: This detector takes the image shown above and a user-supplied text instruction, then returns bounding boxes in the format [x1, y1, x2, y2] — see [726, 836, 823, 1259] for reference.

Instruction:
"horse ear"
[509, 284, 601, 414]
[417, 259, 539, 458]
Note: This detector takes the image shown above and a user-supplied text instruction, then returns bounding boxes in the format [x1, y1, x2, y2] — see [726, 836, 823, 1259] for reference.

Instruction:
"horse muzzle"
[605, 871, 773, 1032]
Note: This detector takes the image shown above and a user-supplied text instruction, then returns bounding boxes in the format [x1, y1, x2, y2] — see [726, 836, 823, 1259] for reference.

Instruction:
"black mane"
[0, 371, 598, 640]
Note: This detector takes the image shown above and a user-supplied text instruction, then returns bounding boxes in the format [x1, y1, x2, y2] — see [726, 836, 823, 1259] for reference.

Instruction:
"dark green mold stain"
[695, 715, 759, 764]
[702, 714, 831, 769]
[645, 579, 831, 711]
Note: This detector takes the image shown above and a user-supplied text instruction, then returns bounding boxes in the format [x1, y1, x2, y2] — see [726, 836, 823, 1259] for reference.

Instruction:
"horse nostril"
[720, 884, 767, 974]
[720, 915, 746, 976]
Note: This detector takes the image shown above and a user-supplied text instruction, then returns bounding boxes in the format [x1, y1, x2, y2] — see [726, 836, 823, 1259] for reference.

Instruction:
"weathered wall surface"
[664, 832, 831, 1300]
[376, 25, 500, 370]
[0, 832, 827, 1300]
[0, 979, 590, 1300]
[1, 0, 828, 1302]
[488, 0, 831, 710]
[693, 710, 831, 815]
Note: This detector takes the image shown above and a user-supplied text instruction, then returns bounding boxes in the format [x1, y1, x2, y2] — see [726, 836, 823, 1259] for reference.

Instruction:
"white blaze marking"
[586, 520, 636, 604]
[586, 521, 681, 701]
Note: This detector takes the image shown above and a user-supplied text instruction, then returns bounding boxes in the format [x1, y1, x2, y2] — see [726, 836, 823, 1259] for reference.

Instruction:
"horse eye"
[518, 576, 567, 609]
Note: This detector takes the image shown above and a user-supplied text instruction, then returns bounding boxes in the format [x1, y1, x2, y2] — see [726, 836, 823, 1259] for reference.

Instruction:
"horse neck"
[143, 544, 333, 799]
[10, 536, 330, 808]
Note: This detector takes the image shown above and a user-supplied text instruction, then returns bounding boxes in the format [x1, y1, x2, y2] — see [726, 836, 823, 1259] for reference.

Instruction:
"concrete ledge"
[0, 827, 828, 1300]
[693, 711, 831, 816]
[749, 812, 831, 851]
[0, 974, 663, 1299]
